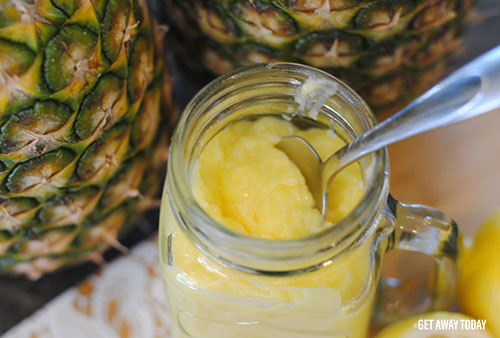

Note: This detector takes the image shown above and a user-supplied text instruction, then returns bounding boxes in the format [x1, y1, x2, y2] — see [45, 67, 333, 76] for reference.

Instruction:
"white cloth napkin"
[3, 237, 172, 338]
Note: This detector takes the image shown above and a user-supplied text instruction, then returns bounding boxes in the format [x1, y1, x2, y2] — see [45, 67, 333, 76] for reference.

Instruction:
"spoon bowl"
[277, 45, 500, 216]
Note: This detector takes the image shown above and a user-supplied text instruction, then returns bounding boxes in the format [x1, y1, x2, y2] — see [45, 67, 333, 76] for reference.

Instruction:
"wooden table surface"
[389, 108, 500, 237]
[384, 0, 500, 238]
[375, 109, 500, 335]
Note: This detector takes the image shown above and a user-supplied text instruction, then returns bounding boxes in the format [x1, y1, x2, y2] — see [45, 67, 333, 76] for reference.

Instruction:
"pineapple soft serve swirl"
[192, 117, 363, 239]
[190, 76, 356, 239]
[161, 114, 378, 337]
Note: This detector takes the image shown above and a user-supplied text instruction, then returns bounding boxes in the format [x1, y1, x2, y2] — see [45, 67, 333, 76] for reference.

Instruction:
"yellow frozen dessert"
[160, 117, 374, 337]
[192, 117, 364, 238]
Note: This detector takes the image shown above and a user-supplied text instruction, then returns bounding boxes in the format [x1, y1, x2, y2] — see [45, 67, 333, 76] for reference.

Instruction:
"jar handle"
[374, 194, 461, 323]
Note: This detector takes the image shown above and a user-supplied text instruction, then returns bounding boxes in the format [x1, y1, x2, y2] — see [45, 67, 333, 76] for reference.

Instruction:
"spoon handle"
[332, 44, 500, 170]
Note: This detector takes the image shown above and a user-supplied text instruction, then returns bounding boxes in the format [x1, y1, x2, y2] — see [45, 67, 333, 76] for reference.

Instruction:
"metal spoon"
[277, 45, 500, 216]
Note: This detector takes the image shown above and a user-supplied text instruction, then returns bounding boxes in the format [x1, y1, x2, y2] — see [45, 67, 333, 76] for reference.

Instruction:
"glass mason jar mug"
[159, 64, 460, 338]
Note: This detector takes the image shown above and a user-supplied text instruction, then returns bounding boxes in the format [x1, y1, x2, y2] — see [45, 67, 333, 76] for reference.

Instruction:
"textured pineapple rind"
[167, 0, 470, 110]
[0, 0, 174, 278]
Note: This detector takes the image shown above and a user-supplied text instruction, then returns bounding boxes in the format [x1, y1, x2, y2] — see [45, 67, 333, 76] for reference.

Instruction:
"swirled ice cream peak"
[294, 77, 338, 120]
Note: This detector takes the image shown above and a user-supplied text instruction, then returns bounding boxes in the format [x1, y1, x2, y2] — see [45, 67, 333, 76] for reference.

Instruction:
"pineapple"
[166, 0, 471, 111]
[0, 0, 176, 279]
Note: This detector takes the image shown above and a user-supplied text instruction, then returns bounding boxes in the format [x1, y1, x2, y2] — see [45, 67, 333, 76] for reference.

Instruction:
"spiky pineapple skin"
[167, 0, 471, 111]
[0, 0, 175, 279]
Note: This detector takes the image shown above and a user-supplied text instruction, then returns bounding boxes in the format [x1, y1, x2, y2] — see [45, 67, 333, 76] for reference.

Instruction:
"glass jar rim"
[168, 62, 389, 273]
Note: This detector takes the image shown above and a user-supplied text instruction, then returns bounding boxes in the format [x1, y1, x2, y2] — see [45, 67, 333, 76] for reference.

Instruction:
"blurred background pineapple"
[165, 0, 472, 112]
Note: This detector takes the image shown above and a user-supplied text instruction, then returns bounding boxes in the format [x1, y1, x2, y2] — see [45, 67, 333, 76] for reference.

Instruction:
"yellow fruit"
[459, 209, 500, 337]
[0, 0, 175, 278]
[167, 0, 472, 110]
[375, 312, 492, 338]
